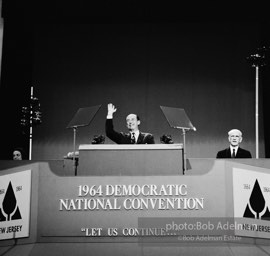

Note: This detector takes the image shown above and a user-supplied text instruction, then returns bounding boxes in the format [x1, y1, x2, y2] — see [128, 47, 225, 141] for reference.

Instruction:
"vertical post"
[182, 129, 186, 175]
[255, 66, 259, 159]
[29, 86, 34, 160]
[73, 127, 77, 176]
[247, 49, 267, 159]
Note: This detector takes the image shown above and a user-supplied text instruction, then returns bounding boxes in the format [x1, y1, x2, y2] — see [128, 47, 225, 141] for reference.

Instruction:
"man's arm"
[105, 103, 123, 144]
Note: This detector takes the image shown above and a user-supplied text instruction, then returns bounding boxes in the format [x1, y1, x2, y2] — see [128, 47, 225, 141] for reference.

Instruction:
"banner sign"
[0, 170, 32, 240]
[233, 168, 270, 239]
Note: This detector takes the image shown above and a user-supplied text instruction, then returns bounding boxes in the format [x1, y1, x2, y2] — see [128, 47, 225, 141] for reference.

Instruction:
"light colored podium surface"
[1, 156, 270, 255]
[79, 144, 183, 150]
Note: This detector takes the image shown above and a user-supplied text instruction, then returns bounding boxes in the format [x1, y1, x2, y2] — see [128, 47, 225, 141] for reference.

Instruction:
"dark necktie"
[232, 149, 236, 158]
[131, 132, 135, 144]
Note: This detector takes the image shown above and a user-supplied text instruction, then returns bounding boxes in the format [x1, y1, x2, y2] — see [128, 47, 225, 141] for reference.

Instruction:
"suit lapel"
[137, 133, 143, 144]
[236, 147, 242, 158]
[226, 148, 232, 158]
[125, 133, 132, 144]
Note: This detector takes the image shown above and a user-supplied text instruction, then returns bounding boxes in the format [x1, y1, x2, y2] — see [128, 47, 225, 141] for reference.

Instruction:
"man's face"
[13, 150, 22, 160]
[228, 132, 242, 147]
[126, 114, 140, 131]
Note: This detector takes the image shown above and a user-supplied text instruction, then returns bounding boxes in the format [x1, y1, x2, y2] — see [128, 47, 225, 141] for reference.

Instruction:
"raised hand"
[107, 103, 117, 117]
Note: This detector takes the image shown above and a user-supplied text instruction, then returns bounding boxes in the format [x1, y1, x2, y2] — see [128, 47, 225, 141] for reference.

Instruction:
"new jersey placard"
[0, 170, 31, 240]
[233, 168, 270, 239]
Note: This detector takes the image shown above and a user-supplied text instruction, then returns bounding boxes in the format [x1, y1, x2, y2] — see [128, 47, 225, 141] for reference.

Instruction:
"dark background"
[1, 0, 270, 160]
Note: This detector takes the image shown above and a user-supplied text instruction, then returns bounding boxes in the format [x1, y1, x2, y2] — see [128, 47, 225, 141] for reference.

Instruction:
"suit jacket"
[105, 119, 155, 144]
[216, 147, 252, 159]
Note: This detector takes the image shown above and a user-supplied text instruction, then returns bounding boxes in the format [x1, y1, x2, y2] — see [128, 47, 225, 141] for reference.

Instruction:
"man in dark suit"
[216, 129, 252, 158]
[105, 103, 155, 144]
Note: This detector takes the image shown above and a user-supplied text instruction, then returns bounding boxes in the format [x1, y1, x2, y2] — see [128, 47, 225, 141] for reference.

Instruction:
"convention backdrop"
[1, 19, 269, 160]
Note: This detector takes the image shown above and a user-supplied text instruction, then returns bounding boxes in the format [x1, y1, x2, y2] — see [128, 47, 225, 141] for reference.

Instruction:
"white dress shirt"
[230, 145, 239, 157]
[130, 130, 140, 143]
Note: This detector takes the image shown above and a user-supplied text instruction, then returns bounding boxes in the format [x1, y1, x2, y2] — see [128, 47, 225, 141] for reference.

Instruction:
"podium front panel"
[77, 144, 183, 176]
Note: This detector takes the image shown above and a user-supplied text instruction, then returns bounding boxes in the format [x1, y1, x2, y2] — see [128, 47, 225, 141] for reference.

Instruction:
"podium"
[1, 158, 270, 255]
[77, 144, 183, 176]
[1, 159, 270, 255]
